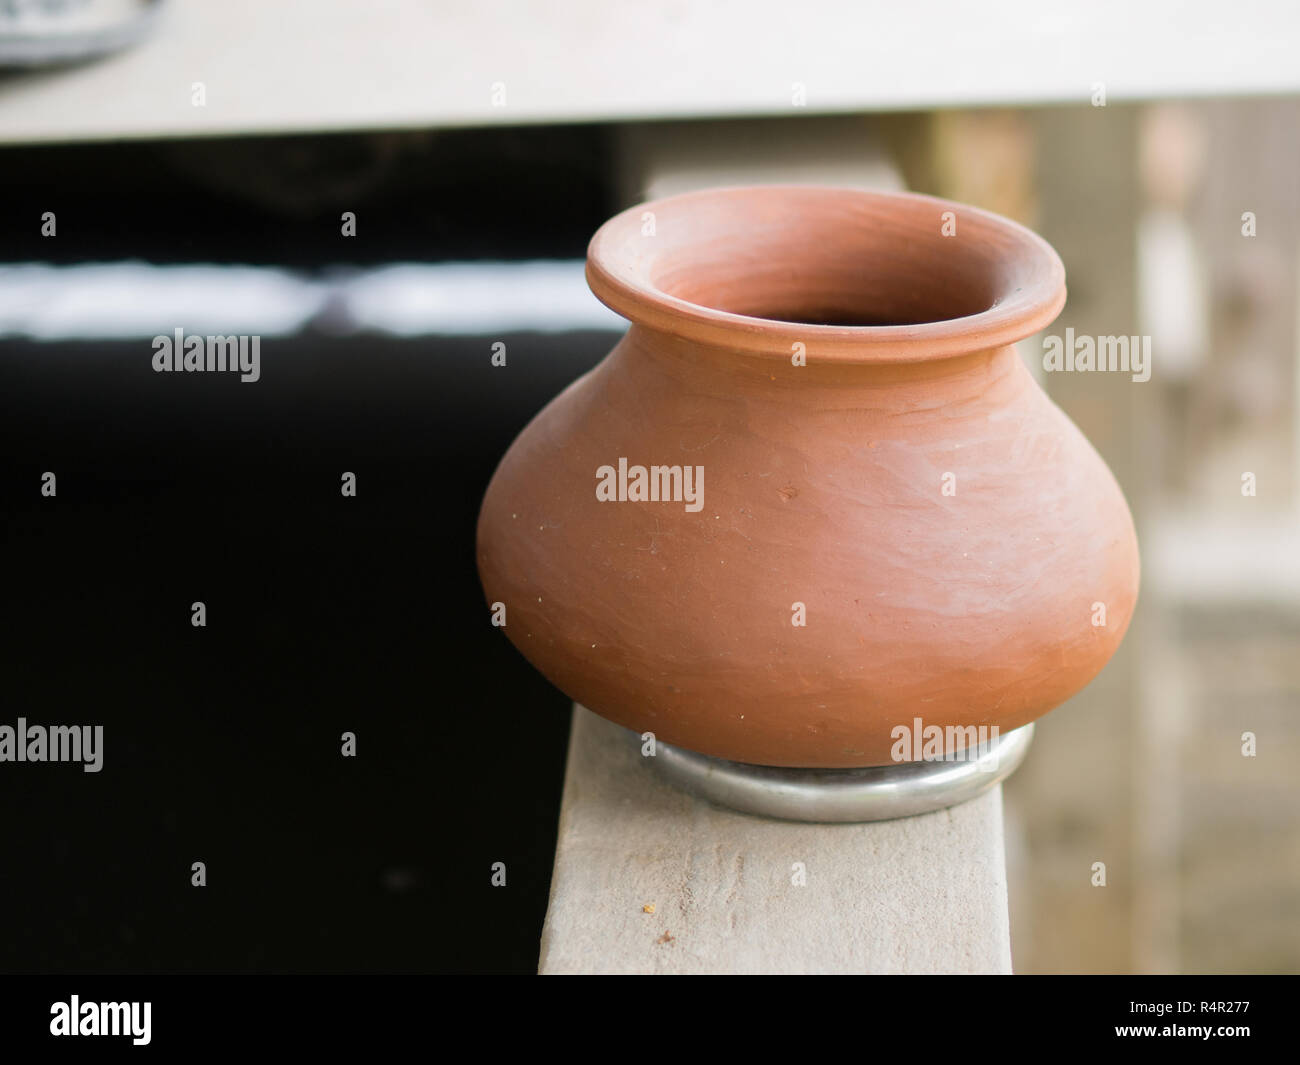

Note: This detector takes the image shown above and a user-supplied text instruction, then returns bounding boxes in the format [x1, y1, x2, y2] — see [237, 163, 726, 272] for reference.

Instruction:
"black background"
[0, 126, 621, 972]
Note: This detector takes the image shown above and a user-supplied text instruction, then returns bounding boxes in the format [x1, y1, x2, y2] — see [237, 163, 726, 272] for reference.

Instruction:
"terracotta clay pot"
[477, 185, 1139, 768]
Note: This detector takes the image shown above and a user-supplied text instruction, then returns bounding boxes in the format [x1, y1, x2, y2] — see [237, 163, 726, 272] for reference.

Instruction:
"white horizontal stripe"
[0, 260, 623, 339]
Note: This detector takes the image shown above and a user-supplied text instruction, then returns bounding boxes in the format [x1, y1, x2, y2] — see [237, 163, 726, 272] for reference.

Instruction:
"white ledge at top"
[1, 0, 1299, 144]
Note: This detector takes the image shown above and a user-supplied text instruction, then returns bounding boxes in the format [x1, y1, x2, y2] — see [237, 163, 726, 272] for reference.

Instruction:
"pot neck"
[619, 324, 1027, 399]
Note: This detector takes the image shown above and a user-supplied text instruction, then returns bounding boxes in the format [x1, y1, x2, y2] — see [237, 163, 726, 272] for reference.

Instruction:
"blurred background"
[0, 1, 1296, 973]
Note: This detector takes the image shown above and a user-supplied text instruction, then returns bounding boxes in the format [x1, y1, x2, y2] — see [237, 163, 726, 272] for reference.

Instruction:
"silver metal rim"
[650, 723, 1034, 823]
[0, 0, 163, 67]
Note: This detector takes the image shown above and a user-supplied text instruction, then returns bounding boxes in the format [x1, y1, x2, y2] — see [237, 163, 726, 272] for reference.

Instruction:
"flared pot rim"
[586, 184, 1067, 363]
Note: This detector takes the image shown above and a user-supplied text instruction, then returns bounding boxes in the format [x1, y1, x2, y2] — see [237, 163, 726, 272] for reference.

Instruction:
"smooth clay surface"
[477, 186, 1140, 767]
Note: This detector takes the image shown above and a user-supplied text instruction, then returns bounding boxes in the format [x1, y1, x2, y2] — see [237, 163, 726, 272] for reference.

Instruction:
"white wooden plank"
[539, 706, 1013, 974]
[2, 0, 1298, 143]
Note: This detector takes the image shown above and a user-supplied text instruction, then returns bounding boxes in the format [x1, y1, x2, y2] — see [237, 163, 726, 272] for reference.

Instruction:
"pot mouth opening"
[586, 185, 1066, 362]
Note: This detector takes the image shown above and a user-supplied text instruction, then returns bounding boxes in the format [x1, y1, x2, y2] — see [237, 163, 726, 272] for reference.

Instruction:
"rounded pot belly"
[477, 334, 1139, 768]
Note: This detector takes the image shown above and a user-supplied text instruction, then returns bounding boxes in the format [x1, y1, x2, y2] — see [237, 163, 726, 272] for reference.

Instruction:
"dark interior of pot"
[644, 188, 1017, 328]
